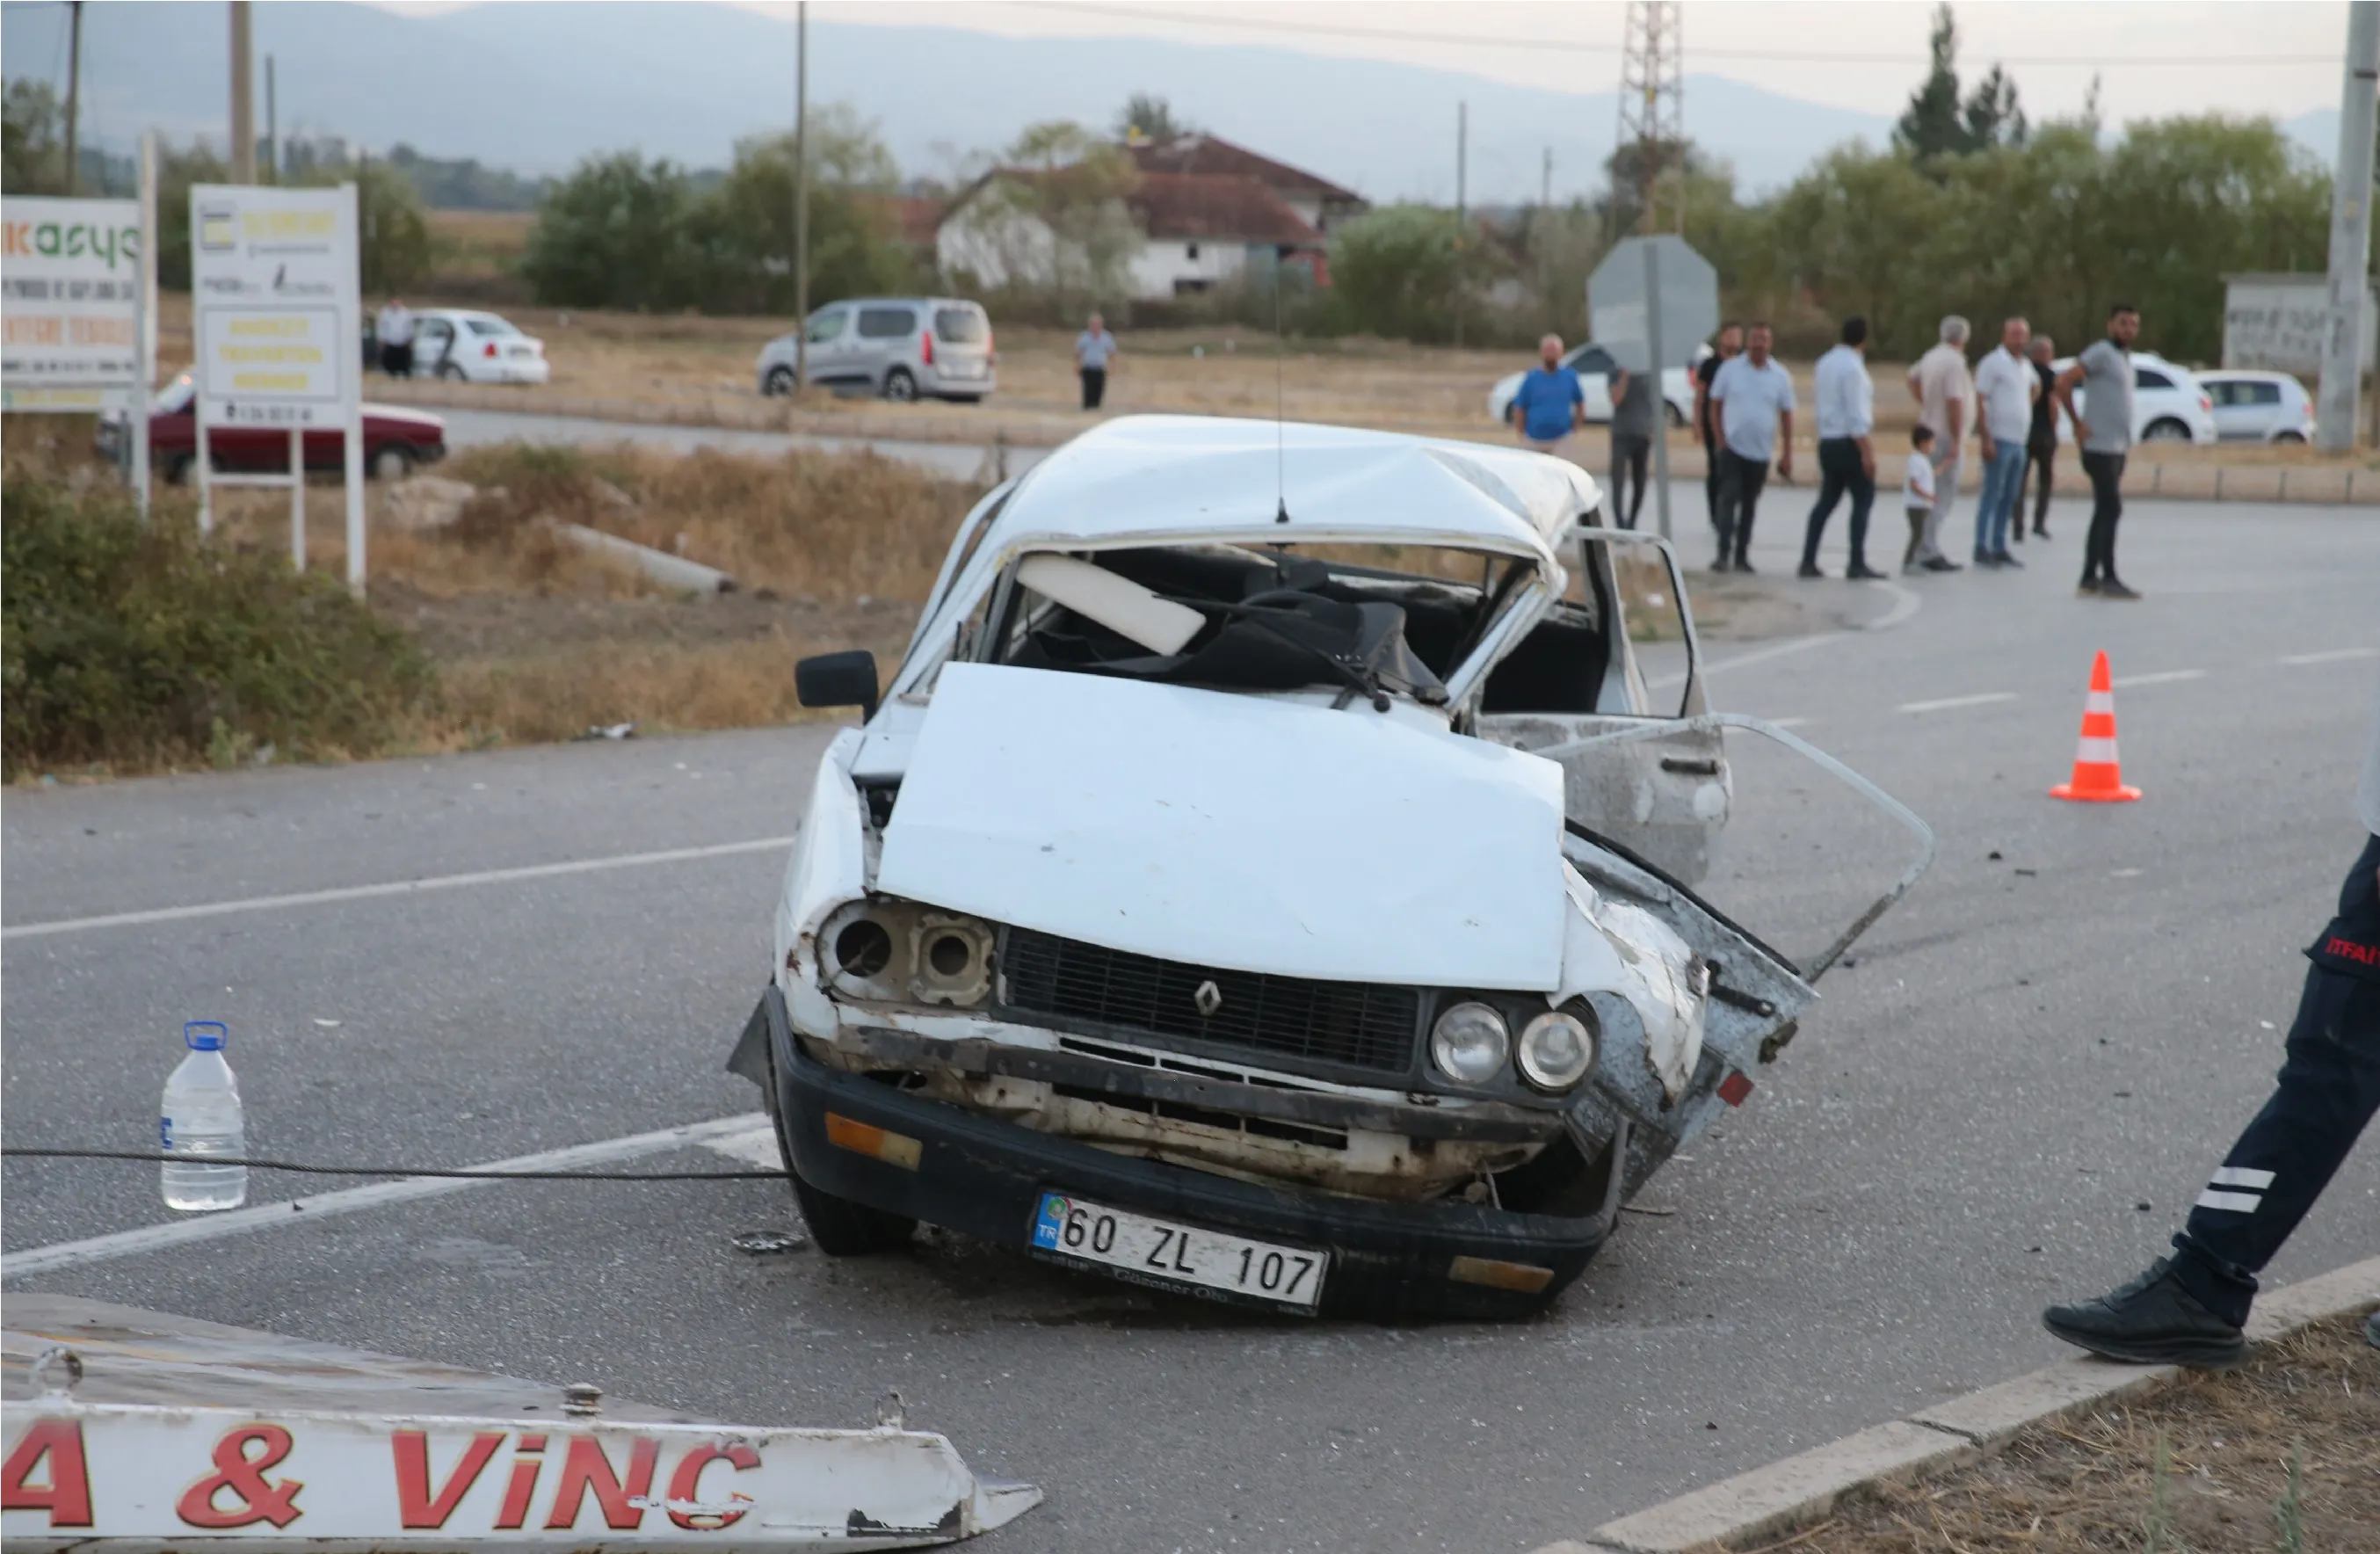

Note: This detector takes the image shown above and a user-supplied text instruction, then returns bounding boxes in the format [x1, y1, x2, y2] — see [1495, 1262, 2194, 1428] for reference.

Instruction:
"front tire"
[2273, 430, 2306, 446]
[371, 445, 416, 482]
[765, 1041, 916, 1255]
[763, 366, 795, 396]
[2143, 418, 2191, 443]
[882, 367, 918, 403]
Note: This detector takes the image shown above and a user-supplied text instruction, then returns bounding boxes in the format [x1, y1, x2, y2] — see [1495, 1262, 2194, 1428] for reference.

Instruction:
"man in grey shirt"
[2046, 676, 2380, 1364]
[1607, 363, 1658, 529]
[2053, 302, 2141, 599]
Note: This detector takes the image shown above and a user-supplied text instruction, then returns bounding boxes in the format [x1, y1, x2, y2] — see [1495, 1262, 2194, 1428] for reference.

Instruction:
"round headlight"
[1517, 1007, 1597, 1092]
[1430, 1001, 1511, 1086]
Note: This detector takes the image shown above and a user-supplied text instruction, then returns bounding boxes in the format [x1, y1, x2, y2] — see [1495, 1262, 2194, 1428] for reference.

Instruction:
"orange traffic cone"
[2050, 650, 2141, 802]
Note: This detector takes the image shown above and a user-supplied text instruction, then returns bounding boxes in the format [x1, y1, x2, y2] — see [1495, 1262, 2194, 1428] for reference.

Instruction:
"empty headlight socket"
[819, 897, 996, 1007]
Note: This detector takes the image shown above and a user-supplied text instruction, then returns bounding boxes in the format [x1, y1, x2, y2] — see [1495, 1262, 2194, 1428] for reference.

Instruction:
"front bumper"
[740, 988, 1621, 1319]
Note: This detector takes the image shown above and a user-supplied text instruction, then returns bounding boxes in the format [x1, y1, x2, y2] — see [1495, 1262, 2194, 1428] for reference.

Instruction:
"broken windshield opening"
[985, 542, 1538, 704]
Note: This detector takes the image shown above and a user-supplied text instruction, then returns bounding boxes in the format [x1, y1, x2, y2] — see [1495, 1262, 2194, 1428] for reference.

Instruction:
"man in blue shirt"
[1508, 334, 1585, 454]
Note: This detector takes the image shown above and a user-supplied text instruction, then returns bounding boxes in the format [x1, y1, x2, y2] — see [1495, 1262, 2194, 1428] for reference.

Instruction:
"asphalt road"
[438, 406, 1051, 482]
[6, 493, 2376, 1553]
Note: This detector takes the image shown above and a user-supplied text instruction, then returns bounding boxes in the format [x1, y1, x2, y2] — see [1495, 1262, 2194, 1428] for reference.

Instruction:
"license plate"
[947, 360, 984, 378]
[1030, 1191, 1326, 1312]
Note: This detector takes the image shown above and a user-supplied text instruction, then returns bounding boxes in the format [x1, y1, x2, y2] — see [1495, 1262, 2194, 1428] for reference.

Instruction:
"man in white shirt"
[375, 297, 416, 378]
[1905, 316, 1973, 573]
[1797, 315, 1883, 580]
[1970, 315, 2038, 568]
[1707, 321, 1796, 573]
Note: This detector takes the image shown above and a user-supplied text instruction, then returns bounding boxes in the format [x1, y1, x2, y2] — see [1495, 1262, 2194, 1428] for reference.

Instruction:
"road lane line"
[2, 836, 797, 941]
[2, 1113, 772, 1279]
[2279, 647, 2376, 665]
[2114, 669, 2207, 688]
[1897, 692, 2020, 714]
[1863, 579, 1922, 632]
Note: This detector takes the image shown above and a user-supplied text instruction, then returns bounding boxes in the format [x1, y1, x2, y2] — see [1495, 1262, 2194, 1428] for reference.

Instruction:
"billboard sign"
[0, 196, 141, 410]
[189, 184, 359, 428]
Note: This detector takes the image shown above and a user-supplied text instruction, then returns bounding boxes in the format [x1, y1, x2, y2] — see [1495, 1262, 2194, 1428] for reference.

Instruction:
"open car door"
[1474, 525, 1731, 882]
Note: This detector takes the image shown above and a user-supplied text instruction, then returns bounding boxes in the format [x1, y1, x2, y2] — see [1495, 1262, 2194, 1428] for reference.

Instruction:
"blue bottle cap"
[185, 1020, 228, 1051]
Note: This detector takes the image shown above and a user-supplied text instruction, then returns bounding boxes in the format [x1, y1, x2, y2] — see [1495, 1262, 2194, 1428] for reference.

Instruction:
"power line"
[1001, 1, 2336, 69]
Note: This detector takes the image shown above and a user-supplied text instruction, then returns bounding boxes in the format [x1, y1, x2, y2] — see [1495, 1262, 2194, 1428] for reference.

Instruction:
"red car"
[97, 371, 448, 483]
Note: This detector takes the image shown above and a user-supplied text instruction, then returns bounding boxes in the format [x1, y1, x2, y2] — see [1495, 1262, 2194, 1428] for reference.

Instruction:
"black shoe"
[2078, 577, 2101, 596]
[1923, 556, 1964, 573]
[1973, 549, 1997, 567]
[1797, 562, 1825, 579]
[1732, 555, 1756, 573]
[2042, 1258, 2246, 1369]
[2034, 525, 2052, 540]
[1846, 563, 1887, 580]
[1711, 554, 1731, 574]
[2098, 579, 2142, 600]
[1994, 550, 2023, 569]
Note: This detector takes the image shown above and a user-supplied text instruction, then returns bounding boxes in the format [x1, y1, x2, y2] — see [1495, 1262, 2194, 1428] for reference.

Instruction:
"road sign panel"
[1588, 235, 1719, 374]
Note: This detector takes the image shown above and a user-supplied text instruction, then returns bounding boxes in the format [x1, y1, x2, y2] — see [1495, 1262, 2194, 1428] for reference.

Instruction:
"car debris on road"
[729, 415, 1933, 1319]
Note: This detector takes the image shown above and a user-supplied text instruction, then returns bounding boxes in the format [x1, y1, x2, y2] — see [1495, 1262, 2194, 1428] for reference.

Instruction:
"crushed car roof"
[983, 415, 1601, 563]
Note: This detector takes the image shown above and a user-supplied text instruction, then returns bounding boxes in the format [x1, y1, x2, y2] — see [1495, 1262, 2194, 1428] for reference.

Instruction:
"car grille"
[999, 926, 1419, 1075]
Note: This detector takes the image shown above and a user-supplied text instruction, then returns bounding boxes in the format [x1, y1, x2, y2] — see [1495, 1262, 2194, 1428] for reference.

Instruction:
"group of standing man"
[1672, 303, 2147, 597]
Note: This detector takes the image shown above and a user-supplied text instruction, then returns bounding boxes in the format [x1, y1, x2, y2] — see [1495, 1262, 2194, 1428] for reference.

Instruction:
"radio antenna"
[1274, 243, 1290, 523]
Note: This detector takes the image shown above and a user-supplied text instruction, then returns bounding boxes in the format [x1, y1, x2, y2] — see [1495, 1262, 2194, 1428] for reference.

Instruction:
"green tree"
[1114, 93, 1193, 143]
[687, 107, 916, 314]
[299, 156, 432, 295]
[968, 121, 1142, 312]
[521, 151, 704, 309]
[154, 139, 231, 291]
[1767, 147, 1948, 354]
[1325, 205, 1471, 342]
[2, 79, 63, 192]
[1895, 5, 2026, 162]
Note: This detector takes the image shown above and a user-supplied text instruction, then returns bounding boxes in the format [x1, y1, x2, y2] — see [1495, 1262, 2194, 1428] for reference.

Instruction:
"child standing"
[1902, 425, 1939, 575]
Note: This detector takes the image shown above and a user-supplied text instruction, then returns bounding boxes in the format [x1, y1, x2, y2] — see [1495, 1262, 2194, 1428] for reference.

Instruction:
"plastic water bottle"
[161, 1020, 247, 1212]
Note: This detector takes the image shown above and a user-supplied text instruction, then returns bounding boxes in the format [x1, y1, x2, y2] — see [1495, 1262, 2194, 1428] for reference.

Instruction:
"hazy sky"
[729, 1, 2354, 127]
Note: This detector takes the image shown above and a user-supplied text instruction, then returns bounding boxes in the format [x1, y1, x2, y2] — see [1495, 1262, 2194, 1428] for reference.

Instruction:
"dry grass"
[1738, 1315, 2380, 1553]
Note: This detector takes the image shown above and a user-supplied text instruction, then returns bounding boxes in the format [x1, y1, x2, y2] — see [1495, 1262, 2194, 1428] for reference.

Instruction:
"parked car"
[98, 370, 449, 483]
[2197, 369, 2315, 444]
[731, 414, 1929, 1320]
[757, 298, 996, 403]
[409, 309, 549, 385]
[1486, 341, 1697, 430]
[2048, 350, 2218, 446]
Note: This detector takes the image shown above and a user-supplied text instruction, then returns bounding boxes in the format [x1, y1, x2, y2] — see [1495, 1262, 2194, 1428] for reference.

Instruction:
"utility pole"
[2318, 0, 2379, 451]
[1616, 0, 1686, 235]
[1453, 100, 1467, 347]
[62, 1, 82, 193]
[793, 0, 810, 390]
[229, 1, 255, 184]
[1541, 146, 1552, 211]
[265, 54, 278, 183]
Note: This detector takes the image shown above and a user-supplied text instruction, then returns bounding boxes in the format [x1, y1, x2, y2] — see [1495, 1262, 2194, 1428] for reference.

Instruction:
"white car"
[2049, 350, 2217, 446]
[729, 414, 1931, 1320]
[1488, 341, 1695, 431]
[2197, 370, 2315, 444]
[410, 309, 549, 385]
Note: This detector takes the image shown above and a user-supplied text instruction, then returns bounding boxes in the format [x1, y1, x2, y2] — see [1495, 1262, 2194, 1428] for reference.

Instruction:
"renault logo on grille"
[1193, 979, 1223, 1018]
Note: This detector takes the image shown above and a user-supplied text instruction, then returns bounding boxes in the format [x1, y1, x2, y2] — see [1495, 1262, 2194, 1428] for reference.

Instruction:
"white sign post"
[189, 183, 366, 590]
[2, 192, 145, 502]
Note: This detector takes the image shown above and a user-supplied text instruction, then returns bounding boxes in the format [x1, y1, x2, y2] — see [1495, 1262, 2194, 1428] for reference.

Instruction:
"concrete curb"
[1542, 1255, 2380, 1554]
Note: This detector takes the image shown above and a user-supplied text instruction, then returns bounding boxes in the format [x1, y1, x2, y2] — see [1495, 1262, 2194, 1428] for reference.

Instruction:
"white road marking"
[2, 836, 798, 941]
[2, 1113, 772, 1279]
[2113, 669, 2207, 688]
[1645, 585, 1923, 693]
[1897, 692, 2021, 714]
[704, 1125, 784, 1170]
[1862, 579, 1923, 632]
[2279, 647, 2377, 665]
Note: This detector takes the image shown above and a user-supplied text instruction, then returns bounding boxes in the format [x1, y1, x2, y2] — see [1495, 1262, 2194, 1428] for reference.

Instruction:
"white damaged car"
[729, 415, 1930, 1318]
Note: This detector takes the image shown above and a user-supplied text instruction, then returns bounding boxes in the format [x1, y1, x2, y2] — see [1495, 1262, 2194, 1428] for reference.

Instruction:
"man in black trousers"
[1799, 316, 1883, 579]
[2044, 682, 2380, 1364]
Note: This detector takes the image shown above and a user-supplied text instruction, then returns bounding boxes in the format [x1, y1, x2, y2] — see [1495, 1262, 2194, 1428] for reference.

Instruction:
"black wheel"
[763, 365, 796, 396]
[1665, 401, 1687, 428]
[882, 367, 918, 403]
[2143, 418, 2190, 443]
[370, 445, 416, 482]
[765, 1042, 915, 1255]
[163, 453, 194, 486]
[2273, 430, 2306, 446]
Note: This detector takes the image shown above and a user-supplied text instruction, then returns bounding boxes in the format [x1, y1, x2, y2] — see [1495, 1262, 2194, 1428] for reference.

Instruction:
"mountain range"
[4, 1, 2342, 206]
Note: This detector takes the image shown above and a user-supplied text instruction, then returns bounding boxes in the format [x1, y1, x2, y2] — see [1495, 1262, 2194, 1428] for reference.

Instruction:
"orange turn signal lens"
[1447, 1255, 1555, 1294]
[824, 1113, 923, 1170]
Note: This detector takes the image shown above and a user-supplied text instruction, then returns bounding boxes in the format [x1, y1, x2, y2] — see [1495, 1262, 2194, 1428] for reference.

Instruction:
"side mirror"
[795, 650, 880, 722]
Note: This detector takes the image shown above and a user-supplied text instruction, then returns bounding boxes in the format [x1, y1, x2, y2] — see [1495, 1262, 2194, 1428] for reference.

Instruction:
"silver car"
[757, 297, 996, 403]
[2198, 370, 2316, 444]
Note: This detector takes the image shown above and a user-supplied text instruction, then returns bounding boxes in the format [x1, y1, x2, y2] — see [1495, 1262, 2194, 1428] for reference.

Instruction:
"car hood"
[874, 663, 1570, 989]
